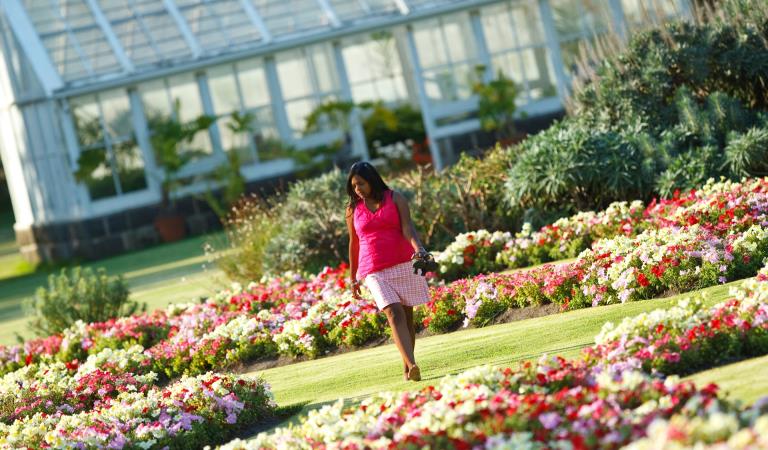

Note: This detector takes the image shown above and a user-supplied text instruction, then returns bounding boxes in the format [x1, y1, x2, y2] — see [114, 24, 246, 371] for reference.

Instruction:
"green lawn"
[686, 355, 768, 406]
[246, 280, 744, 435]
[0, 211, 34, 280]
[0, 231, 227, 345]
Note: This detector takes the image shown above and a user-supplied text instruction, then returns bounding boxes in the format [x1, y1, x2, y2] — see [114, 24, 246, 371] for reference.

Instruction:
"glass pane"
[375, 79, 403, 103]
[285, 98, 315, 135]
[443, 15, 475, 63]
[252, 107, 277, 133]
[310, 44, 338, 93]
[220, 116, 257, 165]
[140, 78, 172, 120]
[351, 82, 378, 103]
[276, 50, 313, 99]
[168, 73, 212, 156]
[551, 0, 583, 37]
[481, 5, 515, 54]
[208, 65, 241, 113]
[367, 31, 403, 79]
[424, 69, 457, 102]
[454, 63, 479, 99]
[167, 73, 204, 122]
[621, 0, 685, 29]
[217, 117, 237, 154]
[343, 32, 407, 103]
[342, 43, 374, 84]
[23, 0, 121, 82]
[237, 59, 271, 109]
[513, 2, 545, 46]
[523, 47, 558, 99]
[413, 21, 447, 68]
[99, 89, 134, 138]
[70, 95, 104, 148]
[81, 147, 117, 200]
[113, 139, 148, 193]
[491, 53, 525, 86]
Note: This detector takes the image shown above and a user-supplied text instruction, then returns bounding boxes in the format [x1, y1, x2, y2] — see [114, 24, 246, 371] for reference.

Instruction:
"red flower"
[637, 273, 650, 287]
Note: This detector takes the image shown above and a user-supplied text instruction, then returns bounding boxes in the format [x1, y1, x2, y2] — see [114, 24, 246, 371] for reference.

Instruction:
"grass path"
[246, 280, 741, 434]
[686, 355, 768, 406]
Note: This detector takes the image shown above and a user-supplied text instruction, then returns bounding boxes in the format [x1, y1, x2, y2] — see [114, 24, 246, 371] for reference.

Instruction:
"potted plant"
[147, 99, 215, 242]
[197, 111, 250, 223]
[472, 68, 527, 147]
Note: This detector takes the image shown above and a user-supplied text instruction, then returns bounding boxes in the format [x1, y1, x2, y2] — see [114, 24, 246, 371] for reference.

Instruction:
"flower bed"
[0, 372, 275, 449]
[4, 180, 768, 385]
[218, 264, 768, 449]
[436, 178, 768, 282]
[586, 271, 768, 376]
[419, 224, 768, 333]
[624, 405, 768, 450]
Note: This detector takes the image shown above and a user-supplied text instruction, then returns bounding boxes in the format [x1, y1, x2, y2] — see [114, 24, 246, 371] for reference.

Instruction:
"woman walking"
[345, 161, 431, 381]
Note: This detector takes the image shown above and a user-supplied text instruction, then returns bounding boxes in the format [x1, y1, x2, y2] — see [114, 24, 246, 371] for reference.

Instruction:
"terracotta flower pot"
[154, 213, 187, 242]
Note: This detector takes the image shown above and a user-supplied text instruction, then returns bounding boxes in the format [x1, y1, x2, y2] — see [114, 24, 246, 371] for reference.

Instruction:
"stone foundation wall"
[15, 174, 296, 265]
[16, 195, 221, 264]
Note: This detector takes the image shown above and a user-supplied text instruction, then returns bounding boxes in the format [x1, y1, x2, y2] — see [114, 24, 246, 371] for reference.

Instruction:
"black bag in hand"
[412, 253, 438, 276]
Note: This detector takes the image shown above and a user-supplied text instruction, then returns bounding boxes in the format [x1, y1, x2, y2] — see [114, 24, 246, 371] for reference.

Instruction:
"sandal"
[407, 365, 421, 382]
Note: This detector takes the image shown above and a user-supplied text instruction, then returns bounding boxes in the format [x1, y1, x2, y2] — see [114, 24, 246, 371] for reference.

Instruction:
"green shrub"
[572, 8, 768, 132]
[262, 169, 349, 275]
[392, 144, 519, 251]
[507, 5, 768, 214]
[505, 119, 657, 215]
[26, 267, 144, 336]
[209, 192, 283, 284]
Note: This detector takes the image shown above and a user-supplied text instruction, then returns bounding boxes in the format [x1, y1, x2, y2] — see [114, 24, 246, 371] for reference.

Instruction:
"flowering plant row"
[0, 265, 357, 377]
[2, 177, 767, 428]
[3, 193, 768, 386]
[218, 264, 768, 450]
[420, 221, 768, 334]
[436, 178, 768, 281]
[0, 371, 276, 449]
[624, 403, 768, 450]
[586, 269, 768, 376]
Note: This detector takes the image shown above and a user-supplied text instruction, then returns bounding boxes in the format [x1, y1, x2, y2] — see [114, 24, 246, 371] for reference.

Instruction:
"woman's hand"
[351, 280, 362, 299]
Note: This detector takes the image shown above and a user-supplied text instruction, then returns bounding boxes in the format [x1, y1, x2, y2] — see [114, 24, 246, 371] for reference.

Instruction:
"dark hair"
[346, 161, 390, 211]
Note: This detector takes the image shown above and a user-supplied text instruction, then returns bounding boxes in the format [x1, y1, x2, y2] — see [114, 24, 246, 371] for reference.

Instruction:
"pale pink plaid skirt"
[364, 261, 430, 311]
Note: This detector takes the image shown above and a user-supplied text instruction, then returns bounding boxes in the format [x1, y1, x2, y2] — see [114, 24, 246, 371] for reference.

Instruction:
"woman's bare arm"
[393, 191, 426, 255]
[346, 206, 360, 283]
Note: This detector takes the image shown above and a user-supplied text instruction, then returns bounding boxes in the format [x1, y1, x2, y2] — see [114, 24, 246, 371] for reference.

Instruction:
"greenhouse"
[0, 0, 689, 263]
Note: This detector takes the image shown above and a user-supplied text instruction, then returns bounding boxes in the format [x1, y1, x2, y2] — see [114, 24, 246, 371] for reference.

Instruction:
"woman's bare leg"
[383, 303, 416, 372]
[402, 306, 416, 376]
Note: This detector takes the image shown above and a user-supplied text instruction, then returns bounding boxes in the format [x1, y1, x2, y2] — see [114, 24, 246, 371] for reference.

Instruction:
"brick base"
[15, 175, 294, 265]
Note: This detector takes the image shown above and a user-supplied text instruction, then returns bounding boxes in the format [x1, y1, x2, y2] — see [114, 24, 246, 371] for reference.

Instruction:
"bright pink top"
[354, 190, 413, 280]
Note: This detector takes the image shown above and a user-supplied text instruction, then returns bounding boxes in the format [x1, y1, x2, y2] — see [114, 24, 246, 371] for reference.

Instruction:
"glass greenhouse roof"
[10, 0, 474, 88]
